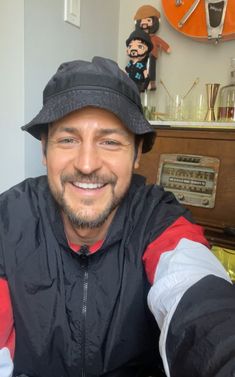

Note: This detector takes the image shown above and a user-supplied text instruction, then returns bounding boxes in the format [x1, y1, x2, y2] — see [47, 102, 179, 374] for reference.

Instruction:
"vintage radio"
[136, 126, 235, 249]
[157, 153, 219, 209]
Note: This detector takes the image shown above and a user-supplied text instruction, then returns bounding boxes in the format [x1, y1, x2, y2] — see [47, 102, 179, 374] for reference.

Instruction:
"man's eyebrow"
[96, 128, 130, 137]
[56, 126, 77, 134]
[56, 126, 130, 136]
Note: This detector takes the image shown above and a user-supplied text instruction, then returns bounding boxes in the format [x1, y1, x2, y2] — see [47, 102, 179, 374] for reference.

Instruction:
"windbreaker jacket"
[0, 175, 234, 377]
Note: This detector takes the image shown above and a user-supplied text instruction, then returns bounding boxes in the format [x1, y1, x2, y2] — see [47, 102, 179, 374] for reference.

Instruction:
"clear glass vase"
[217, 58, 235, 122]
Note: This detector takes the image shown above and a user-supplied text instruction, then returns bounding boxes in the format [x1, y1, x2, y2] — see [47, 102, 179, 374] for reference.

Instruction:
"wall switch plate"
[64, 0, 80, 28]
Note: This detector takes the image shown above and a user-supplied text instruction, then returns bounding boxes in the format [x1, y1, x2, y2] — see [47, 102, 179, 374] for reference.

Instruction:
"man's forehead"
[48, 107, 134, 137]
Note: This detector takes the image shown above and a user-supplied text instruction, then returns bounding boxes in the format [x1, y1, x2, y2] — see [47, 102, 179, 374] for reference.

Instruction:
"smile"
[72, 182, 105, 189]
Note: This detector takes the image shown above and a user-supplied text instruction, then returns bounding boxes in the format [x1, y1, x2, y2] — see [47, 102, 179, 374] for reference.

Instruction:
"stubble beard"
[48, 172, 131, 229]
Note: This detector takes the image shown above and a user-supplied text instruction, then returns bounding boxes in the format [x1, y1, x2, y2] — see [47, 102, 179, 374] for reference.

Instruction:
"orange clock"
[161, 0, 235, 43]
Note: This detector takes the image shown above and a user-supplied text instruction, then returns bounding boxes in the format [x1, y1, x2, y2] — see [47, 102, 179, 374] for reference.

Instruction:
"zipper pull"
[78, 244, 89, 257]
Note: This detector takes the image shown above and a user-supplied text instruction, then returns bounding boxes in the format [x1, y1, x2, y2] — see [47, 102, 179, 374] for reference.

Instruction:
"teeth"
[73, 182, 104, 189]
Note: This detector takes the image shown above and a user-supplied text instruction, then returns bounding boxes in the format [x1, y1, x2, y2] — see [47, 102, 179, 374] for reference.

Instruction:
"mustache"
[61, 171, 116, 185]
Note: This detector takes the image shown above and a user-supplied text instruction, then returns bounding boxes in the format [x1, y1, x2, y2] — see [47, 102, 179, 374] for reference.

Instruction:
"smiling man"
[42, 106, 141, 244]
[0, 57, 235, 377]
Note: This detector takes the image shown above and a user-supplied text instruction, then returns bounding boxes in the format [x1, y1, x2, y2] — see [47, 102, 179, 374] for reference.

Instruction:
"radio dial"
[202, 199, 209, 206]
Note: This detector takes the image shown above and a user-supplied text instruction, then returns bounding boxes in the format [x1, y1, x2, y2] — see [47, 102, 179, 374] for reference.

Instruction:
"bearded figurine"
[134, 5, 171, 90]
[125, 29, 153, 93]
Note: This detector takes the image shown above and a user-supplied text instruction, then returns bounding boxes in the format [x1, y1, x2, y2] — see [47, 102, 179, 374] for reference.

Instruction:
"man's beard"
[48, 172, 129, 229]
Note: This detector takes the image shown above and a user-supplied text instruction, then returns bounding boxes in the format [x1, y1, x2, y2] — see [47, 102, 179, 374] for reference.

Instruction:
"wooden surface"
[136, 126, 235, 248]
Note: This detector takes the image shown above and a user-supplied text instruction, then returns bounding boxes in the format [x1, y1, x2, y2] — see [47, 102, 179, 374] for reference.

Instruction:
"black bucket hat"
[22, 56, 156, 153]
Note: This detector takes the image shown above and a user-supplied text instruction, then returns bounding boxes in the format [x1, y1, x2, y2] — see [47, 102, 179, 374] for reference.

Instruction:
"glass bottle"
[217, 58, 235, 122]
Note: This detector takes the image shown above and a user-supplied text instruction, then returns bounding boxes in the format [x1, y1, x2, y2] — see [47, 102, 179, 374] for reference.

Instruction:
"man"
[125, 29, 153, 92]
[0, 57, 234, 377]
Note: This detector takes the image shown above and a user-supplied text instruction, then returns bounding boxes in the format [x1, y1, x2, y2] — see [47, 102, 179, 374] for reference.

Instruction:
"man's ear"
[134, 139, 143, 169]
[41, 135, 47, 166]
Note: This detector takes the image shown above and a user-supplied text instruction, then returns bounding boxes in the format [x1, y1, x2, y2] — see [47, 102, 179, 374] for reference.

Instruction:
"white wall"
[24, 0, 120, 178]
[0, 0, 25, 193]
[117, 0, 235, 113]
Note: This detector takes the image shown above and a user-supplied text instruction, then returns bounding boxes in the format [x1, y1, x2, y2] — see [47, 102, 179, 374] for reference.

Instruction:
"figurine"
[134, 5, 171, 90]
[125, 28, 153, 92]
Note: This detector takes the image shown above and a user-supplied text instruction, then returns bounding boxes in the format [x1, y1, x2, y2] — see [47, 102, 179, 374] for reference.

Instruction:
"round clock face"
[161, 0, 235, 42]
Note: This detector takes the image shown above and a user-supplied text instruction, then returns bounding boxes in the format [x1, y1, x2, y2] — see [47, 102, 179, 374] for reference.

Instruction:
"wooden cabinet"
[136, 126, 235, 249]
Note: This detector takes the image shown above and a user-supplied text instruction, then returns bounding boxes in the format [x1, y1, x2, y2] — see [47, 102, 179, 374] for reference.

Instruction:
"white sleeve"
[147, 238, 231, 377]
[0, 348, 13, 377]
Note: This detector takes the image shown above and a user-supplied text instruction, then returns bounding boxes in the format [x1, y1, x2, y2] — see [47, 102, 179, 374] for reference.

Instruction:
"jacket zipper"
[79, 245, 89, 377]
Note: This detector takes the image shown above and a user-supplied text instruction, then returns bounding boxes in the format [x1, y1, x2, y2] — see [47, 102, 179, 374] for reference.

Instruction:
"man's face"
[42, 107, 142, 230]
[127, 39, 148, 59]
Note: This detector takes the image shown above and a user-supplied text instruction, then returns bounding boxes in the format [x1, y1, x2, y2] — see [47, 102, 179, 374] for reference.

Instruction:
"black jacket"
[2, 175, 234, 377]
[0, 175, 190, 377]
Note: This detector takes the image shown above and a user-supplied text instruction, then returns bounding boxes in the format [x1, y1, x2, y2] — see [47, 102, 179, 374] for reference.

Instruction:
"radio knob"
[177, 193, 185, 201]
[202, 199, 209, 206]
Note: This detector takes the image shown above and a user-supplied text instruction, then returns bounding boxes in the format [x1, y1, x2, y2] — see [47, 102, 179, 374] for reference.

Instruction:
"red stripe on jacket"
[0, 278, 15, 358]
[142, 216, 209, 284]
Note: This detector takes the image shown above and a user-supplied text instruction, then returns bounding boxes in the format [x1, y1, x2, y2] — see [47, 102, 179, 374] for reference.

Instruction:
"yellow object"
[212, 246, 235, 282]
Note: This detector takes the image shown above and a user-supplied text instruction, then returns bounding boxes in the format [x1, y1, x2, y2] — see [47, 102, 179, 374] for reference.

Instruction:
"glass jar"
[217, 58, 235, 122]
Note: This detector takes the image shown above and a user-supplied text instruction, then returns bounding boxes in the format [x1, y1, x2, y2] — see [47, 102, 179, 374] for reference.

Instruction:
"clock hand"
[178, 0, 201, 28]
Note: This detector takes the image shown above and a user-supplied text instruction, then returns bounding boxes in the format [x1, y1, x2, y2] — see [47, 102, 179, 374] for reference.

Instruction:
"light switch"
[64, 0, 80, 28]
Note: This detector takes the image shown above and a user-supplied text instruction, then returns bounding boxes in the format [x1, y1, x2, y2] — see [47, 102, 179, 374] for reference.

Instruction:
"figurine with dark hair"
[125, 29, 153, 92]
[134, 5, 171, 90]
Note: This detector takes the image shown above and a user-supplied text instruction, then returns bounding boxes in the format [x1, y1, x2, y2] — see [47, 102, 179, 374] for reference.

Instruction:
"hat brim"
[22, 87, 155, 153]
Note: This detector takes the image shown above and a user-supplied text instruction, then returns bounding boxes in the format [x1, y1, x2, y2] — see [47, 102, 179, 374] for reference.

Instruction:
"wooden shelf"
[149, 120, 235, 129]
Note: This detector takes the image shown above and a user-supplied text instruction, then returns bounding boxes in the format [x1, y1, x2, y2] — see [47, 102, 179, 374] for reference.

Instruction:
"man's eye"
[100, 139, 122, 149]
[59, 138, 76, 144]
[103, 140, 120, 145]
[138, 45, 144, 49]
[55, 137, 78, 148]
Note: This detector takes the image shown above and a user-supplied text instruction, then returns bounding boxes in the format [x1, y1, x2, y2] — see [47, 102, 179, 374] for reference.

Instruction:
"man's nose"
[73, 142, 102, 174]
